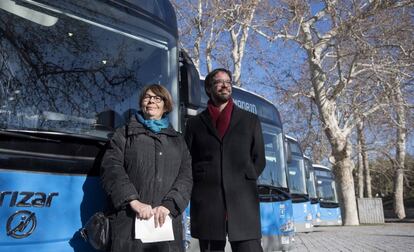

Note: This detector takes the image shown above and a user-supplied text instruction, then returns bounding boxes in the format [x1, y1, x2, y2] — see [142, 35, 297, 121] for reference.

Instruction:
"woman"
[100, 84, 192, 252]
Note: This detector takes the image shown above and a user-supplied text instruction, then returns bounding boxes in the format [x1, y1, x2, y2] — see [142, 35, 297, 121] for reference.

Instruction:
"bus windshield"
[287, 157, 307, 194]
[316, 177, 339, 203]
[0, 1, 177, 139]
[259, 123, 288, 188]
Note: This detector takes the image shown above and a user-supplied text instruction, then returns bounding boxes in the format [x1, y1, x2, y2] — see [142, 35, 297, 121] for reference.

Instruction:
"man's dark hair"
[204, 68, 232, 98]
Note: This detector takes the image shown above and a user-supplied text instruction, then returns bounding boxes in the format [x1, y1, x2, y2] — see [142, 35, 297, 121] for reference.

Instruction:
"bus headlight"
[306, 213, 313, 221]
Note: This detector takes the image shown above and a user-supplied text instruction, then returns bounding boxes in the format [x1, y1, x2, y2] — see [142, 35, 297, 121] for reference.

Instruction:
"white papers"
[134, 215, 174, 243]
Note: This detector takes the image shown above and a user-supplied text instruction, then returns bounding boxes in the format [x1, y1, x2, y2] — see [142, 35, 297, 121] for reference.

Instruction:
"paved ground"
[290, 222, 414, 252]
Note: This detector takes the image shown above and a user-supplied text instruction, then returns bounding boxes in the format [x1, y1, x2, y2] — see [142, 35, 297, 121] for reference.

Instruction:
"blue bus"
[313, 164, 342, 226]
[304, 156, 321, 226]
[285, 135, 313, 233]
[0, 0, 200, 251]
[183, 81, 294, 251]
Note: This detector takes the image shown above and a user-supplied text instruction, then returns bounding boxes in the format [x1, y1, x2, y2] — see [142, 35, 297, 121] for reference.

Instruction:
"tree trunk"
[393, 84, 406, 219]
[331, 138, 360, 226]
[357, 121, 372, 198]
[364, 153, 372, 198]
[229, 0, 259, 86]
[393, 168, 405, 219]
[356, 122, 364, 198]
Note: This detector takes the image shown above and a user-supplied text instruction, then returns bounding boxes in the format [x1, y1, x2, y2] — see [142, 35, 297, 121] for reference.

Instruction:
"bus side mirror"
[179, 50, 201, 108]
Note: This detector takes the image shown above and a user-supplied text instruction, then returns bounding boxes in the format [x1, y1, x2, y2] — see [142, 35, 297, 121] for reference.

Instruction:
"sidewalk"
[290, 222, 414, 251]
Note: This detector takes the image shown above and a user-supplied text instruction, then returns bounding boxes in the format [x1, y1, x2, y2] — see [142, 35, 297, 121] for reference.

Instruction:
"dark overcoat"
[184, 106, 265, 241]
[100, 117, 192, 252]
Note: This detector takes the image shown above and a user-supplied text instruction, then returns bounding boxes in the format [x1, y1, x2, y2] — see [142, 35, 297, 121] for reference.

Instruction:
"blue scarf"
[136, 112, 170, 133]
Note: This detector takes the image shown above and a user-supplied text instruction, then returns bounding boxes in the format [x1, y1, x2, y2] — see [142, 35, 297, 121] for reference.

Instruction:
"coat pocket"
[193, 162, 207, 181]
[245, 167, 258, 180]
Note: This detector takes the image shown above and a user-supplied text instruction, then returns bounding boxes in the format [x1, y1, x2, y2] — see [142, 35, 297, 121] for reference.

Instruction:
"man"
[185, 68, 265, 252]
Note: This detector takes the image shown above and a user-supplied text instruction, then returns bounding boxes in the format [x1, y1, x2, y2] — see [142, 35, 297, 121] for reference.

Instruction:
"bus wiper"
[290, 193, 310, 202]
[30, 129, 109, 143]
[0, 129, 61, 142]
[258, 184, 291, 201]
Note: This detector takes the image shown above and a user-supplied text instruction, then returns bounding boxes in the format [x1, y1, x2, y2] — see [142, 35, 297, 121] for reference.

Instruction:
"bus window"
[307, 169, 318, 200]
[0, 1, 176, 139]
[287, 158, 307, 195]
[317, 178, 338, 203]
[259, 123, 287, 188]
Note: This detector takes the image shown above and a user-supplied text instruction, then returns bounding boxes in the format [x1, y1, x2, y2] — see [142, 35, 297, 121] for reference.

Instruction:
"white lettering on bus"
[234, 99, 257, 115]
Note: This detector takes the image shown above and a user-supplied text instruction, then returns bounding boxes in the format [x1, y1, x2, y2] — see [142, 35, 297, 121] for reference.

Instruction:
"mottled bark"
[332, 142, 359, 225]
[357, 121, 371, 198]
[192, 0, 203, 72]
[393, 85, 406, 219]
[229, 0, 259, 86]
[356, 123, 364, 198]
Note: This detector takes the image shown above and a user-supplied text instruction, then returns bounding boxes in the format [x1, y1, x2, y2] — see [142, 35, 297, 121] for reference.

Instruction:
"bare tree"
[248, 0, 414, 225]
[383, 76, 410, 219]
[175, 0, 414, 225]
[174, 0, 264, 83]
[393, 80, 407, 219]
[218, 0, 261, 86]
[172, 0, 226, 74]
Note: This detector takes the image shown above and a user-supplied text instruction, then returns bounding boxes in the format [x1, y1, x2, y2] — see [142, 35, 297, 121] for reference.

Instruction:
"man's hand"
[129, 200, 154, 219]
[153, 206, 170, 228]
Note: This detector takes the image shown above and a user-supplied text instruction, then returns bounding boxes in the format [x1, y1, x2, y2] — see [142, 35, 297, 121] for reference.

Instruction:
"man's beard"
[212, 92, 231, 104]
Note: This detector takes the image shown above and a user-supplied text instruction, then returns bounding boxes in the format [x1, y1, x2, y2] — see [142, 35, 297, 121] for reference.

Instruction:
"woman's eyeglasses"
[143, 95, 163, 103]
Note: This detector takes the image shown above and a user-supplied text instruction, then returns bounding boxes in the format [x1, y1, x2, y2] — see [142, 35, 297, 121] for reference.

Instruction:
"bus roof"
[285, 134, 303, 156]
[121, 0, 178, 36]
[312, 164, 331, 171]
[37, 0, 178, 37]
[232, 86, 282, 126]
[285, 134, 298, 142]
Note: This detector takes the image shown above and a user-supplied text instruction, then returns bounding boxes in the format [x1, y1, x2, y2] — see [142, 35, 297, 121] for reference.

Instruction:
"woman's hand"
[153, 206, 170, 228]
[129, 200, 154, 219]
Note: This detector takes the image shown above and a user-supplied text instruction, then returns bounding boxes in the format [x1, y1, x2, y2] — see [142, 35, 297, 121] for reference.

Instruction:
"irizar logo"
[2, 191, 59, 239]
[7, 210, 37, 239]
[0, 191, 59, 207]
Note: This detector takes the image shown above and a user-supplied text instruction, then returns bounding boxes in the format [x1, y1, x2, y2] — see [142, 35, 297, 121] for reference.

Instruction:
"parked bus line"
[285, 135, 313, 233]
[304, 156, 321, 226]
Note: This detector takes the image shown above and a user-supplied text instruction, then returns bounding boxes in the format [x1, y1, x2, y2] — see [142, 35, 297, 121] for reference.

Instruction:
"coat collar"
[127, 116, 178, 137]
[199, 105, 244, 142]
[226, 105, 243, 134]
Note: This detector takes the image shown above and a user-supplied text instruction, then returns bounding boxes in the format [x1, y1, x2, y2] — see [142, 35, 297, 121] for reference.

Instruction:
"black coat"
[185, 106, 265, 241]
[100, 117, 192, 252]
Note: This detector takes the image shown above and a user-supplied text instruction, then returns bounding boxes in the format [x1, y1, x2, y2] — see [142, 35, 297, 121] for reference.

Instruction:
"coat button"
[159, 152, 162, 156]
